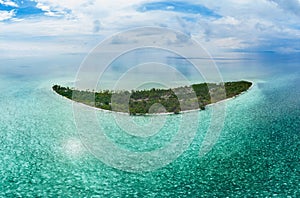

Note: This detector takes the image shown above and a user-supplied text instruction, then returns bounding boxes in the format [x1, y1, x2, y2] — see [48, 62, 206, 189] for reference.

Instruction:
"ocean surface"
[0, 54, 299, 197]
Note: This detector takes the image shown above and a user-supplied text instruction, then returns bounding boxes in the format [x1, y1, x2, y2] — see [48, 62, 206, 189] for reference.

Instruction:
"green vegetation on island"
[52, 81, 252, 115]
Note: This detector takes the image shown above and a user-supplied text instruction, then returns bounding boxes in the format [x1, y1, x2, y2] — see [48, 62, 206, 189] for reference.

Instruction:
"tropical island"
[52, 81, 252, 115]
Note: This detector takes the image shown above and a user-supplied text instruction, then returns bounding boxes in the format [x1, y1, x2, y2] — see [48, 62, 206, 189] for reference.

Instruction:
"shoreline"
[53, 81, 254, 116]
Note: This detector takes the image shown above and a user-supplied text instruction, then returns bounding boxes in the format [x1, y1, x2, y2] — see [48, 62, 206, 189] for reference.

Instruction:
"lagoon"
[0, 54, 299, 197]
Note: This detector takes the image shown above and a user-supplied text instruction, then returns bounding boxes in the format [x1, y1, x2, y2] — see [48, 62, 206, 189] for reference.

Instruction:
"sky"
[1, 0, 300, 63]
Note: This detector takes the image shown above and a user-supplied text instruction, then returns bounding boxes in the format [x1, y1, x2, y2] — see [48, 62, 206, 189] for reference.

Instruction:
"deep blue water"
[0, 54, 299, 197]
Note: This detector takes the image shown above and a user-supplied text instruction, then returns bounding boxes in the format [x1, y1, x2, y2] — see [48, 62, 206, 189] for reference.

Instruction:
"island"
[52, 81, 252, 115]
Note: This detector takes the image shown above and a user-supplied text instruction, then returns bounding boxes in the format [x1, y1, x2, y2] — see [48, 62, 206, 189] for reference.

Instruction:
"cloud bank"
[0, 0, 300, 58]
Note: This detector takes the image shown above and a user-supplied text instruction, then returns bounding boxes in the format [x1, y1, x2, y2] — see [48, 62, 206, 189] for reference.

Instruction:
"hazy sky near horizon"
[1, 0, 300, 67]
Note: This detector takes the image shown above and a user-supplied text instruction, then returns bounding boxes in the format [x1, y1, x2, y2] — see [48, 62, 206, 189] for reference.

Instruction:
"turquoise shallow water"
[0, 70, 299, 197]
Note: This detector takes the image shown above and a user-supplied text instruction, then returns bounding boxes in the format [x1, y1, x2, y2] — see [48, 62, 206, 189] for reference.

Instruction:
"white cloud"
[35, 1, 72, 17]
[213, 16, 240, 26]
[166, 6, 175, 10]
[0, 0, 19, 7]
[0, 10, 15, 21]
[0, 0, 300, 57]
[268, 0, 300, 16]
[36, 2, 53, 15]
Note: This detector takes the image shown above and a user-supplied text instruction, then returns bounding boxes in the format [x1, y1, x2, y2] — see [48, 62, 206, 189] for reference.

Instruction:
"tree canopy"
[52, 81, 252, 115]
